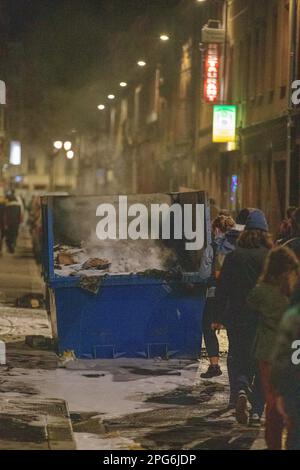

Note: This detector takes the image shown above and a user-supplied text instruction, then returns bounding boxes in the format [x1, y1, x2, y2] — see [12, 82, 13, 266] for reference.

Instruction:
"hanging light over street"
[66, 150, 75, 160]
[64, 141, 72, 151]
[53, 141, 63, 150]
[160, 34, 170, 42]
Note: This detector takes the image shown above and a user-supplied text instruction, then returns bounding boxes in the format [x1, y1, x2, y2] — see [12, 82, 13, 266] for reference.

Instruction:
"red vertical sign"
[204, 44, 220, 103]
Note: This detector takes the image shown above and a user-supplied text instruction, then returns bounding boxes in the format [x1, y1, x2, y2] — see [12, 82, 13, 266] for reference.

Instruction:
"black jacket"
[213, 245, 269, 327]
[5, 201, 21, 230]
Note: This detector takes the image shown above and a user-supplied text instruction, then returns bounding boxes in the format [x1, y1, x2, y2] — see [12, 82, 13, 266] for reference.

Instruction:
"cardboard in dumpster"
[51, 193, 208, 278]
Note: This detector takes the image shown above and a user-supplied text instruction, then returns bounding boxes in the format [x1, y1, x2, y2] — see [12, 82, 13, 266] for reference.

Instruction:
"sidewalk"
[0, 226, 75, 450]
[0, 226, 266, 450]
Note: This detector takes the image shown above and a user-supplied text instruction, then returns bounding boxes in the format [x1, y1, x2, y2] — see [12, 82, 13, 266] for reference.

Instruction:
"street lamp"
[98, 104, 106, 110]
[137, 60, 147, 67]
[108, 94, 115, 100]
[160, 34, 170, 42]
[64, 141, 72, 151]
[53, 141, 63, 150]
[120, 82, 127, 88]
[66, 150, 75, 160]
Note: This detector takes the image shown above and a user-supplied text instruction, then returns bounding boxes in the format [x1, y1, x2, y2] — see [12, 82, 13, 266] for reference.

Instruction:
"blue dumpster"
[42, 192, 211, 359]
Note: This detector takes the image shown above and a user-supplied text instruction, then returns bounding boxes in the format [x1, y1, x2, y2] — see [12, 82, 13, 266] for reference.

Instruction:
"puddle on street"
[145, 383, 224, 406]
[122, 366, 182, 377]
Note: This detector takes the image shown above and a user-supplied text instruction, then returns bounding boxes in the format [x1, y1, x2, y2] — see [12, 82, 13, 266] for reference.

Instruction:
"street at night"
[0, 0, 300, 459]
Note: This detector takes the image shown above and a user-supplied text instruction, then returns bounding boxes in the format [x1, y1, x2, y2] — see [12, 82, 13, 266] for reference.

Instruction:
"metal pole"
[191, 1, 203, 188]
[286, 0, 298, 209]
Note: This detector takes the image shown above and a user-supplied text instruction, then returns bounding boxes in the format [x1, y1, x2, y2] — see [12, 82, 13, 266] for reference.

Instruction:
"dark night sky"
[6, 0, 182, 38]
[4, 0, 181, 142]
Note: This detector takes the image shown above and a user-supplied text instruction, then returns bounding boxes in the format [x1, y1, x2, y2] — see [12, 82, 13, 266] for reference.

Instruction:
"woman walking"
[212, 210, 272, 424]
[248, 246, 299, 449]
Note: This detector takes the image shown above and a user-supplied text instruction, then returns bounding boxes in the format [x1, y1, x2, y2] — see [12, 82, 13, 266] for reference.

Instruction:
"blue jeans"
[227, 321, 265, 416]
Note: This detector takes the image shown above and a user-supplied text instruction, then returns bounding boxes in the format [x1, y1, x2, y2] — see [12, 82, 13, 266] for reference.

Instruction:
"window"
[246, 34, 252, 99]
[253, 28, 260, 97]
[280, 0, 289, 86]
[270, 6, 278, 91]
[259, 24, 267, 95]
[28, 156, 36, 173]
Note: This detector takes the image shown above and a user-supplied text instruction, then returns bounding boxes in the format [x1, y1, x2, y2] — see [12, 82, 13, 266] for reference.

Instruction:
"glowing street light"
[98, 104, 106, 110]
[64, 141, 72, 151]
[66, 150, 75, 160]
[137, 60, 146, 67]
[108, 94, 115, 100]
[53, 141, 63, 150]
[160, 34, 170, 42]
[120, 82, 127, 88]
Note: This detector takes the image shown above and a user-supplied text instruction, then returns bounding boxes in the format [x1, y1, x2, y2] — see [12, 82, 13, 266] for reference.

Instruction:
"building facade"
[106, 0, 298, 232]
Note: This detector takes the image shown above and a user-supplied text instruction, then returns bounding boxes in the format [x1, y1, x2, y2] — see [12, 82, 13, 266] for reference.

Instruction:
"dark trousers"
[6, 225, 19, 252]
[203, 297, 219, 358]
[227, 321, 265, 415]
[259, 361, 284, 450]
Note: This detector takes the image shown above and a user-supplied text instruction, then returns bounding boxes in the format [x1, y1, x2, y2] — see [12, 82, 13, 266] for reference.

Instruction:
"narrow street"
[0, 227, 266, 450]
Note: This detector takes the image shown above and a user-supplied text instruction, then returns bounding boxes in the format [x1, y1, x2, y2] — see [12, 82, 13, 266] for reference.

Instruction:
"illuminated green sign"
[213, 105, 237, 143]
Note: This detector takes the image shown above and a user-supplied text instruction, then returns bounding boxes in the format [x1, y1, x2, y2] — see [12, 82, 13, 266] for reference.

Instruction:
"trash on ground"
[16, 293, 45, 309]
[58, 350, 76, 368]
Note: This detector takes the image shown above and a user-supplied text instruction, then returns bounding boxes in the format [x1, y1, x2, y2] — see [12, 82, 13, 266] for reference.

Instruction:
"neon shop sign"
[204, 44, 220, 103]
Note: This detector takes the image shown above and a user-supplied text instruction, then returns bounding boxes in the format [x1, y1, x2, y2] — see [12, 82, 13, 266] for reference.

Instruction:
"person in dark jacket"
[271, 304, 300, 450]
[278, 207, 297, 241]
[278, 207, 300, 259]
[5, 194, 22, 253]
[212, 209, 272, 425]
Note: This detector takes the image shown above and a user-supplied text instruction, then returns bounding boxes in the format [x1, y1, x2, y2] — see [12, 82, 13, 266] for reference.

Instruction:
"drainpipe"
[286, 0, 298, 209]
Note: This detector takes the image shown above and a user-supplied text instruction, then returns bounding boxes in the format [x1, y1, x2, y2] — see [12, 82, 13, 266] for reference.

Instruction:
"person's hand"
[185, 283, 195, 292]
[211, 323, 223, 332]
[276, 396, 289, 424]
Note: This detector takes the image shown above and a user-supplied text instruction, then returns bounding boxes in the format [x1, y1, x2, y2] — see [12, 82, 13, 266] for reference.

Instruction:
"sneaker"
[235, 391, 249, 425]
[200, 365, 223, 379]
[249, 413, 261, 428]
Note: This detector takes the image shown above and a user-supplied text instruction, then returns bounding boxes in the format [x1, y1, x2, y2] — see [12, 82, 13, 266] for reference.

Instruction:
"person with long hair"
[200, 215, 236, 378]
[247, 246, 299, 449]
[212, 210, 272, 425]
